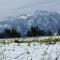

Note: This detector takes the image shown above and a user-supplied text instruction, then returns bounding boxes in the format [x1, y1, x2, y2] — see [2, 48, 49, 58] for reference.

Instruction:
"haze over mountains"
[0, 10, 60, 36]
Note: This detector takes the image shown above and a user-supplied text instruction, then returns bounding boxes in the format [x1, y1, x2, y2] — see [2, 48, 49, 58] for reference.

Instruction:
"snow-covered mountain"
[0, 10, 60, 36]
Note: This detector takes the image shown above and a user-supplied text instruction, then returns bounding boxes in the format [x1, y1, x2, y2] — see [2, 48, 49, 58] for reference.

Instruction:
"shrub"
[14, 40, 20, 43]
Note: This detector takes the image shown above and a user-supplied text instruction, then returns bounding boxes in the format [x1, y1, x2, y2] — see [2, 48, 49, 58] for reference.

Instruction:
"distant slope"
[0, 10, 60, 36]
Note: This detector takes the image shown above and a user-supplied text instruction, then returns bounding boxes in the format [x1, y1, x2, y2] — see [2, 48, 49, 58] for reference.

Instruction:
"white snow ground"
[0, 42, 60, 60]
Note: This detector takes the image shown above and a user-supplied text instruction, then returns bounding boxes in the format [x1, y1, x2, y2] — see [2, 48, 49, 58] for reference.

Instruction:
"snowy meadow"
[0, 37, 60, 60]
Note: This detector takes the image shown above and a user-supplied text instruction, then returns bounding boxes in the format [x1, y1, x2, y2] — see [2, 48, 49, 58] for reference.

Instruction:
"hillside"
[0, 10, 60, 36]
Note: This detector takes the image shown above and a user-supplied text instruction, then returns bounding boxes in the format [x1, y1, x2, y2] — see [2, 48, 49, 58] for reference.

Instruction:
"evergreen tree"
[58, 28, 60, 35]
[47, 30, 52, 36]
[26, 26, 45, 37]
[0, 28, 21, 38]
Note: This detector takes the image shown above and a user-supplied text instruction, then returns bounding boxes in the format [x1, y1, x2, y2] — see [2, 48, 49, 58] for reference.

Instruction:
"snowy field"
[0, 42, 60, 60]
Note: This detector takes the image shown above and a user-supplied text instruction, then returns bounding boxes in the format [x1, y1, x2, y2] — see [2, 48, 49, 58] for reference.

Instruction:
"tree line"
[0, 26, 60, 38]
[0, 28, 21, 38]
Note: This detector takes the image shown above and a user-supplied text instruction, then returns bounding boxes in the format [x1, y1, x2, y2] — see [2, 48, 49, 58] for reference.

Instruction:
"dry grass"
[0, 37, 60, 45]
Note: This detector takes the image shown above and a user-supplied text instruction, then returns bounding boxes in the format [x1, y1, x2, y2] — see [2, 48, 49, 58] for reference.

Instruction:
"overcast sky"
[0, 0, 60, 18]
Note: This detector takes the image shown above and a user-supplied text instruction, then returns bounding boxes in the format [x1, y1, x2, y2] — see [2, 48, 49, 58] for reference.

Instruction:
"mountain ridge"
[0, 10, 60, 36]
